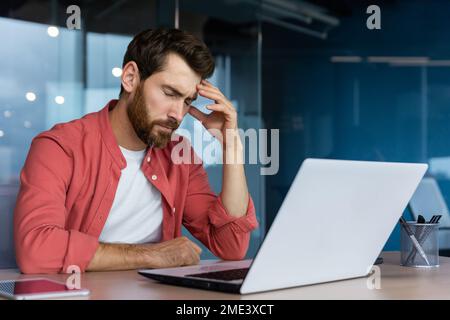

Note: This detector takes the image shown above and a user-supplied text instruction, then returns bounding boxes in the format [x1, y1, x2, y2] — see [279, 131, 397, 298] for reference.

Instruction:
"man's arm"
[86, 237, 202, 271]
[188, 79, 251, 218]
[221, 129, 249, 217]
[182, 79, 258, 260]
[15, 133, 202, 273]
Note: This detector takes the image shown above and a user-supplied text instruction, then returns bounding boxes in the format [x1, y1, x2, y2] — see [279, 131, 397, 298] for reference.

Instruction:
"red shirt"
[14, 100, 258, 274]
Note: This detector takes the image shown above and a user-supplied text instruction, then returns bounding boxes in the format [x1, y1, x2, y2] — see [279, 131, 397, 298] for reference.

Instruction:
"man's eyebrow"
[162, 85, 197, 101]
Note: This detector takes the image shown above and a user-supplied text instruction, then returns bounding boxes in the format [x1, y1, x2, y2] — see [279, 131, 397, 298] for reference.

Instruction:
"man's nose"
[167, 103, 184, 124]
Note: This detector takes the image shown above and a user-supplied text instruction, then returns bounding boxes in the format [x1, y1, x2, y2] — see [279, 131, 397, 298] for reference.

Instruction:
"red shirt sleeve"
[182, 156, 259, 261]
[14, 134, 99, 274]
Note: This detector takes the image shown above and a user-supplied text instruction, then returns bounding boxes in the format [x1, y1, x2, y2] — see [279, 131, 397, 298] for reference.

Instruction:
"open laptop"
[139, 158, 428, 294]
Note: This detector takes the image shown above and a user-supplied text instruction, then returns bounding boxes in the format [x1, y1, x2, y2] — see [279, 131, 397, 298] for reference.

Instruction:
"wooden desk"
[1, 252, 449, 299]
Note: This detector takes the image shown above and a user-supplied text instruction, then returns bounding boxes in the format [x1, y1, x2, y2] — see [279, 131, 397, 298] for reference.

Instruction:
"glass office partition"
[261, 0, 450, 250]
[0, 0, 265, 267]
[0, 0, 159, 268]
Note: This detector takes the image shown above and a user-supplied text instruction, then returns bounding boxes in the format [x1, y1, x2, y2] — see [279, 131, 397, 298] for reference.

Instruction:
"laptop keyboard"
[186, 268, 249, 281]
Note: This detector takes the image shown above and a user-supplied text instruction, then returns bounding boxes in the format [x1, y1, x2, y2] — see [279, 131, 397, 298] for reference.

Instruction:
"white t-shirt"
[99, 146, 163, 244]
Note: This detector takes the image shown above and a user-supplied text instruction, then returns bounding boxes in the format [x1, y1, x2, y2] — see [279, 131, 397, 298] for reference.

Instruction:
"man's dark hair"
[120, 28, 215, 96]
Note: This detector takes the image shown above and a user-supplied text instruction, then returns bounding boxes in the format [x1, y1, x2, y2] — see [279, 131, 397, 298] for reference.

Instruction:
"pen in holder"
[400, 217, 439, 268]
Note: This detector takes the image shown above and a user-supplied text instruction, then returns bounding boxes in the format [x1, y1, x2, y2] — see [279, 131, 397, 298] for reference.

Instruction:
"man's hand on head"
[187, 79, 239, 145]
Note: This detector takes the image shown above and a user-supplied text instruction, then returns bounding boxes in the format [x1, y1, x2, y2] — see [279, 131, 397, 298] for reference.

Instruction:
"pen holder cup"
[400, 222, 439, 268]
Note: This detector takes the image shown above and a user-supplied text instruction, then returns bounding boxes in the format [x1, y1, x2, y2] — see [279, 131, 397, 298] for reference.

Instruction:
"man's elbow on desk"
[213, 246, 249, 261]
[207, 222, 257, 261]
[16, 245, 64, 275]
[15, 227, 99, 275]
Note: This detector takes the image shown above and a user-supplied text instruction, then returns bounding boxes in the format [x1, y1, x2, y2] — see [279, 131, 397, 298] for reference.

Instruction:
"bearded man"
[14, 28, 258, 274]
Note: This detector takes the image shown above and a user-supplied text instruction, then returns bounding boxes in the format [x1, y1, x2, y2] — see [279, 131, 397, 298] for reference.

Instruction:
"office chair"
[409, 176, 450, 255]
[0, 184, 18, 269]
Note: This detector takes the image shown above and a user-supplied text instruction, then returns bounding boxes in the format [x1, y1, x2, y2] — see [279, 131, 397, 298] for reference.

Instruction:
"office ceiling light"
[24, 121, 32, 128]
[390, 59, 450, 67]
[264, 0, 339, 26]
[3, 110, 12, 118]
[261, 2, 312, 24]
[331, 56, 362, 63]
[55, 96, 65, 105]
[47, 26, 59, 37]
[367, 56, 429, 64]
[0, 130, 4, 138]
[112, 67, 122, 77]
[258, 14, 327, 39]
[246, 0, 339, 39]
[426, 60, 450, 67]
[25, 92, 36, 102]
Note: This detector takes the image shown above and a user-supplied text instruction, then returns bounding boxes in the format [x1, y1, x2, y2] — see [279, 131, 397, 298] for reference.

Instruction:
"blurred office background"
[1, 0, 450, 268]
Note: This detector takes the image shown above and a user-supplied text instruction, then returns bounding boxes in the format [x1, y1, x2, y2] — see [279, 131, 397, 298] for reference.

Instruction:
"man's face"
[127, 53, 201, 148]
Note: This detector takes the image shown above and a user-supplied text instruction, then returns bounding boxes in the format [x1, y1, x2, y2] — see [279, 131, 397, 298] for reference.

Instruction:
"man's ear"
[121, 61, 140, 95]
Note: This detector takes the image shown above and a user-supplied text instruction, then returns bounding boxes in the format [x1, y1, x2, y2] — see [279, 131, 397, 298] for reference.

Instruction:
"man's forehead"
[163, 78, 196, 89]
[161, 79, 199, 99]
[163, 54, 201, 82]
[151, 56, 201, 98]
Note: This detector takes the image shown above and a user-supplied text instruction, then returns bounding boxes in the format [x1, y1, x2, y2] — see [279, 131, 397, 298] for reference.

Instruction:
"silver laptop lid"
[241, 159, 427, 294]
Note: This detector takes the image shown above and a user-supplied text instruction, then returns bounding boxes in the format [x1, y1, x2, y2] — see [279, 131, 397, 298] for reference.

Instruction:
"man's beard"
[127, 86, 179, 148]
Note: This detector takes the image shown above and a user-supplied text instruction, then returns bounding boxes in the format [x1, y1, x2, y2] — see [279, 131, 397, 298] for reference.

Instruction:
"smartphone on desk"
[0, 278, 90, 300]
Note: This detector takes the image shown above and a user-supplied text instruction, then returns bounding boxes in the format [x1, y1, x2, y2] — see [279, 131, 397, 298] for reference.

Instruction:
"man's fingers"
[186, 242, 201, 266]
[190, 241, 202, 255]
[206, 103, 226, 112]
[198, 82, 236, 113]
[188, 106, 207, 122]
[189, 249, 200, 265]
[204, 103, 225, 111]
[198, 87, 227, 105]
[201, 79, 218, 90]
[206, 103, 236, 118]
[179, 236, 202, 256]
